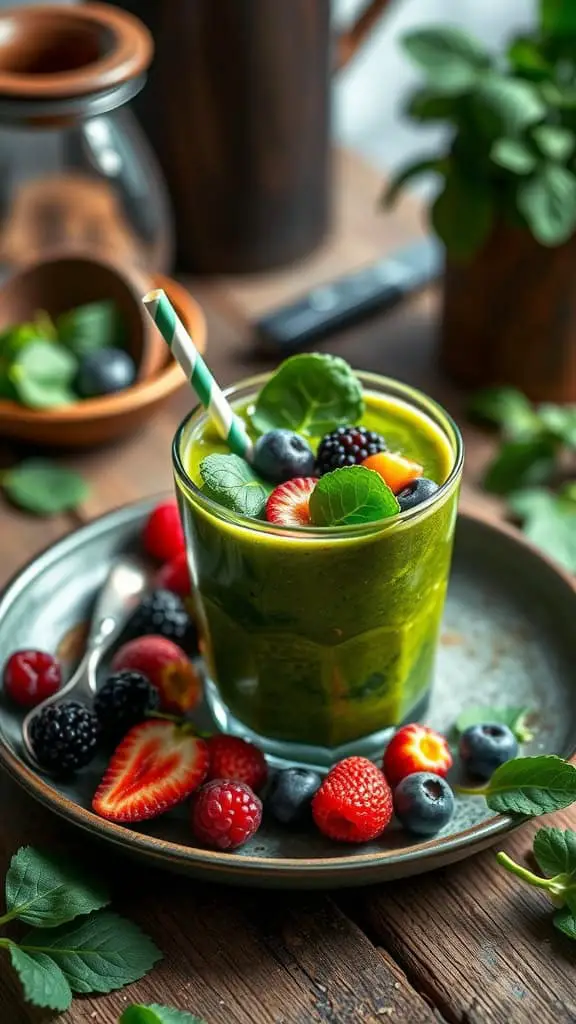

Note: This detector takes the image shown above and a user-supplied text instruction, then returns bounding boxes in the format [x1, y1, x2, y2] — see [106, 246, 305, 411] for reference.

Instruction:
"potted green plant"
[385, 2, 576, 403]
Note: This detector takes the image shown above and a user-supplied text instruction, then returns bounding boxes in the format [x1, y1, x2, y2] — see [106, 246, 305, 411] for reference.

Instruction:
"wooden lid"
[0, 3, 152, 100]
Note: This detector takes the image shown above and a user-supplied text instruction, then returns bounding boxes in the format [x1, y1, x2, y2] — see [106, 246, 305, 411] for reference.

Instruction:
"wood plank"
[340, 810, 576, 1024]
[0, 770, 442, 1024]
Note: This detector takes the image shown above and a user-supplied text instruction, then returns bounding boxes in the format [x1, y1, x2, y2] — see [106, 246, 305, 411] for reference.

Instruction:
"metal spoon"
[22, 555, 148, 769]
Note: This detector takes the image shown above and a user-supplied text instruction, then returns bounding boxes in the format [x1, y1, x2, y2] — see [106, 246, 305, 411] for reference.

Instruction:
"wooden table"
[0, 151, 574, 1024]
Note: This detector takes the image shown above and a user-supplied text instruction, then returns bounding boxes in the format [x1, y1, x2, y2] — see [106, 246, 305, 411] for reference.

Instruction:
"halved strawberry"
[265, 477, 318, 526]
[92, 719, 209, 823]
[383, 723, 452, 788]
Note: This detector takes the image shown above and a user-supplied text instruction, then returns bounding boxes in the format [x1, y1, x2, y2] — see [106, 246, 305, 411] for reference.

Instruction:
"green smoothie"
[174, 370, 462, 759]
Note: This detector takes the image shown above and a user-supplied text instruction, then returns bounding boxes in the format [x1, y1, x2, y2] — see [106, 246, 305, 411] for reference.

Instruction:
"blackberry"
[316, 426, 386, 475]
[128, 589, 197, 650]
[94, 670, 159, 745]
[31, 701, 99, 773]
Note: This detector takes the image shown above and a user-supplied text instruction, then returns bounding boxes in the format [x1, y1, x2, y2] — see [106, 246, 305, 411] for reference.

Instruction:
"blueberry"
[393, 772, 455, 836]
[266, 767, 322, 825]
[253, 429, 315, 484]
[459, 723, 519, 780]
[397, 477, 439, 511]
[75, 348, 136, 398]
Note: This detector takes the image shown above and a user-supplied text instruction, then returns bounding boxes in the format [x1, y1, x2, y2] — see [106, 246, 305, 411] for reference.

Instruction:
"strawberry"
[155, 551, 191, 597]
[383, 723, 453, 788]
[265, 477, 318, 526]
[142, 500, 185, 562]
[207, 734, 268, 792]
[92, 720, 209, 823]
[111, 635, 202, 714]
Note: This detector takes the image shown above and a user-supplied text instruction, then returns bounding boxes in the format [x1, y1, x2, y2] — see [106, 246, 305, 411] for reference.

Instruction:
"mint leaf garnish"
[309, 466, 399, 526]
[4, 847, 109, 928]
[199, 454, 271, 517]
[17, 911, 161, 994]
[58, 300, 125, 357]
[509, 487, 576, 572]
[2, 460, 89, 516]
[455, 705, 534, 742]
[10, 339, 77, 409]
[121, 1005, 207, 1023]
[484, 755, 576, 815]
[8, 945, 72, 1010]
[251, 354, 364, 437]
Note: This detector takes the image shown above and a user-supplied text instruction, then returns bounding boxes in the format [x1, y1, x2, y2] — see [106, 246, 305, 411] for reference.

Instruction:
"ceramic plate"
[0, 500, 575, 889]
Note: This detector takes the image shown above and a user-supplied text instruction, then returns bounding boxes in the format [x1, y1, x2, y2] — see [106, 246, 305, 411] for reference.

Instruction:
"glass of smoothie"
[173, 359, 463, 768]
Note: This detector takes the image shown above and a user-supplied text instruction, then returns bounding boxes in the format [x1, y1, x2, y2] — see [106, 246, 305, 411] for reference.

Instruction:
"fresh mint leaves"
[58, 300, 125, 357]
[10, 339, 77, 409]
[459, 755, 576, 816]
[121, 1005, 207, 1023]
[252, 354, 364, 437]
[309, 466, 399, 527]
[483, 437, 557, 494]
[0, 846, 161, 1012]
[497, 826, 576, 941]
[509, 487, 576, 572]
[1, 459, 89, 516]
[199, 453, 271, 517]
[455, 705, 534, 742]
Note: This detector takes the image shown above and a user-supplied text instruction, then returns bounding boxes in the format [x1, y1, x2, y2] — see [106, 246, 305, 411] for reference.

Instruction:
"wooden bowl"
[0, 268, 204, 448]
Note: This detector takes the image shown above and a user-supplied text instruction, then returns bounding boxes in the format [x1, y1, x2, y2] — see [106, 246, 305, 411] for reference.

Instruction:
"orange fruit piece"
[362, 451, 423, 494]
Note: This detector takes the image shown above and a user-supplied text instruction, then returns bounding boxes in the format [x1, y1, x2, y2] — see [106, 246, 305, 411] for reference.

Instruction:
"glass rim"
[172, 370, 465, 539]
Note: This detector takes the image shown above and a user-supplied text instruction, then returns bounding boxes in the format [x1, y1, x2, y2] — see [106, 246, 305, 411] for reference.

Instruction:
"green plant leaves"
[382, 157, 444, 208]
[58, 300, 125, 358]
[121, 1005, 207, 1024]
[474, 75, 546, 134]
[9, 945, 72, 1011]
[431, 172, 493, 260]
[484, 755, 576, 816]
[483, 438, 557, 494]
[403, 26, 491, 94]
[508, 487, 576, 572]
[532, 124, 575, 161]
[404, 88, 461, 122]
[4, 847, 110, 929]
[533, 826, 576, 878]
[199, 454, 271, 518]
[455, 706, 534, 742]
[2, 459, 89, 516]
[518, 163, 576, 244]
[252, 354, 364, 437]
[309, 466, 399, 527]
[540, 0, 576, 37]
[468, 387, 541, 437]
[490, 138, 537, 175]
[10, 339, 77, 409]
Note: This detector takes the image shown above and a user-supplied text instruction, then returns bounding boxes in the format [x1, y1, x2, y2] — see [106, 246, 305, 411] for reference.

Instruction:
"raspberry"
[128, 589, 197, 649]
[30, 701, 99, 773]
[207, 735, 268, 792]
[312, 756, 393, 843]
[316, 426, 386, 475]
[155, 552, 191, 597]
[192, 780, 262, 850]
[3, 650, 61, 708]
[142, 500, 185, 562]
[94, 670, 160, 745]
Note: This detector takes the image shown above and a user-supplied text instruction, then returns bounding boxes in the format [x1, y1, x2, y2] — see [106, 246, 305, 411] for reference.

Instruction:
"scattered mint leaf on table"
[8, 944, 72, 1011]
[58, 300, 125, 357]
[483, 437, 557, 494]
[120, 1005, 208, 1023]
[496, 827, 576, 941]
[553, 906, 576, 940]
[2, 460, 89, 516]
[533, 826, 576, 880]
[199, 454, 271, 517]
[463, 755, 576, 816]
[508, 487, 576, 572]
[3, 846, 110, 928]
[454, 706, 534, 742]
[10, 339, 77, 409]
[251, 353, 364, 437]
[309, 466, 399, 527]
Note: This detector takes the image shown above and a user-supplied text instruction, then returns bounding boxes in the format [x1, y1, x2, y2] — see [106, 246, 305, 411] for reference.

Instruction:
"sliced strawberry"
[92, 720, 209, 823]
[265, 477, 318, 526]
[383, 723, 452, 788]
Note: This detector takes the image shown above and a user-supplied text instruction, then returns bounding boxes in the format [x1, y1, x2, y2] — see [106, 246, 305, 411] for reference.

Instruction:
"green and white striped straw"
[143, 288, 253, 461]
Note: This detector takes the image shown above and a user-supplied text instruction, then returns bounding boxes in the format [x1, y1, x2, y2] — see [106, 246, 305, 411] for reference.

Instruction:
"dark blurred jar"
[0, 3, 173, 275]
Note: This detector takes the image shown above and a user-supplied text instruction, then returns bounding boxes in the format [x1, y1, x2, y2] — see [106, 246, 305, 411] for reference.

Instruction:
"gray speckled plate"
[0, 500, 575, 888]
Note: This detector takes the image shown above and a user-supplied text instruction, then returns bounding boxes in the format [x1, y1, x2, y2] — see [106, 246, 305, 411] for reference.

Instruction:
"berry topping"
[459, 723, 519, 781]
[393, 772, 455, 836]
[155, 551, 191, 597]
[383, 724, 453, 788]
[253, 429, 315, 484]
[128, 589, 197, 648]
[265, 477, 318, 526]
[362, 451, 423, 495]
[94, 670, 160, 746]
[111, 635, 203, 714]
[75, 348, 136, 398]
[266, 767, 322, 825]
[31, 701, 99, 773]
[312, 756, 393, 843]
[3, 649, 61, 708]
[142, 500, 185, 562]
[192, 779, 262, 850]
[93, 720, 209, 823]
[207, 734, 268, 792]
[316, 426, 386, 475]
[397, 477, 439, 511]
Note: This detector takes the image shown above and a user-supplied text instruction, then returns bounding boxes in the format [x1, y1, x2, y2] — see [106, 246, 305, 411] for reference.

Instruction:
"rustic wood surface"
[0, 149, 573, 1023]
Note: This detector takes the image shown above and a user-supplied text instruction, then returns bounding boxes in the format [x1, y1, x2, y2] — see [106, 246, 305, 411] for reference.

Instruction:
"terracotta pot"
[440, 222, 576, 403]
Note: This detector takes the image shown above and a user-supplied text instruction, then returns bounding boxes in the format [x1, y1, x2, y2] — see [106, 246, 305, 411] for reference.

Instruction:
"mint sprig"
[121, 1005, 207, 1023]
[454, 705, 534, 742]
[497, 826, 576, 941]
[199, 453, 271, 517]
[0, 847, 161, 1012]
[309, 466, 400, 527]
[251, 353, 364, 437]
[458, 755, 576, 815]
